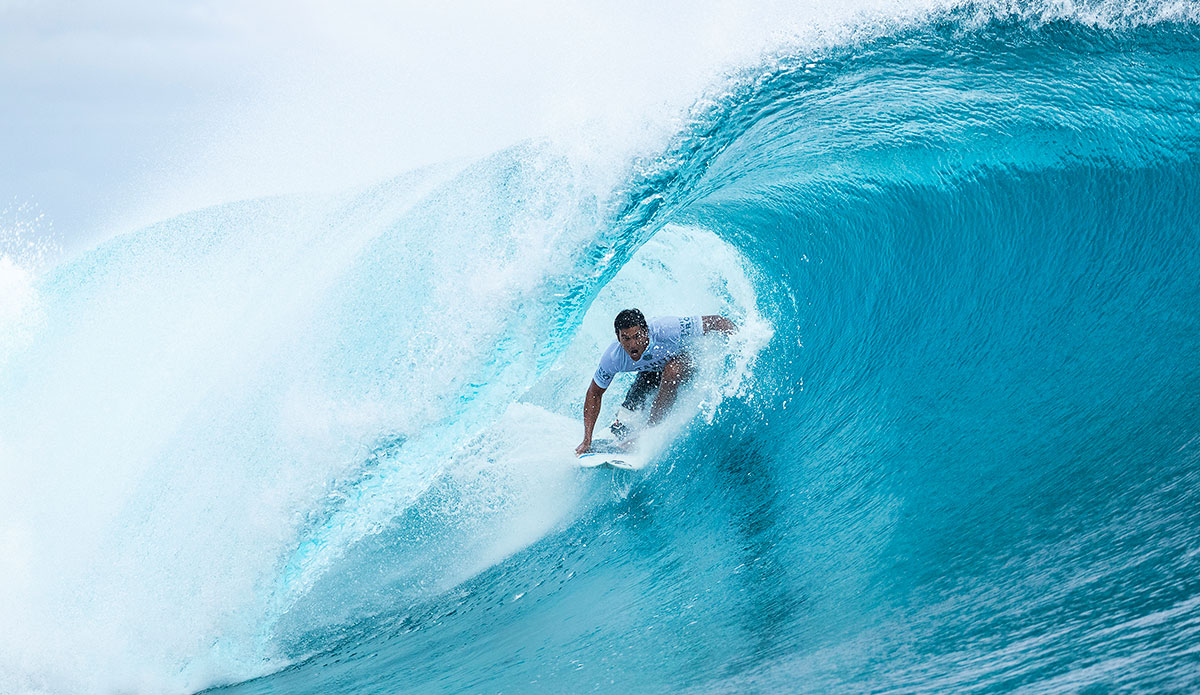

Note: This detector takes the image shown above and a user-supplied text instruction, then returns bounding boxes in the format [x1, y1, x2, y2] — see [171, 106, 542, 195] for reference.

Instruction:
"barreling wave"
[2, 5, 1199, 695]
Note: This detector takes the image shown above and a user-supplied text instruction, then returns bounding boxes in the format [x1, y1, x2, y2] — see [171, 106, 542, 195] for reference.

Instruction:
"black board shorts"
[620, 353, 695, 411]
[621, 370, 662, 411]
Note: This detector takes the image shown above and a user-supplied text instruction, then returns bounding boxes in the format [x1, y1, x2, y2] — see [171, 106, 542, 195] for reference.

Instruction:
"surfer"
[575, 308, 737, 456]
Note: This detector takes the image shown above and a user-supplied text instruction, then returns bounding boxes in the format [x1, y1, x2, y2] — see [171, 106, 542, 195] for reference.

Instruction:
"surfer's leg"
[611, 371, 661, 439]
[647, 354, 694, 425]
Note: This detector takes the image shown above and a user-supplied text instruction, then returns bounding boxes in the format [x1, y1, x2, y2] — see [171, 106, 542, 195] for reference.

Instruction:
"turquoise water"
[3, 8, 1200, 695]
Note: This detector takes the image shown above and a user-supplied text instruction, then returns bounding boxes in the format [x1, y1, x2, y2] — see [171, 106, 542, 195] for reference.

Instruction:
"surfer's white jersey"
[592, 315, 704, 389]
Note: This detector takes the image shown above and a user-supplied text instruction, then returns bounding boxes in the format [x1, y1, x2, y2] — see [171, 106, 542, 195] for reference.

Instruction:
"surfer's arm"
[576, 380, 606, 455]
[702, 315, 738, 335]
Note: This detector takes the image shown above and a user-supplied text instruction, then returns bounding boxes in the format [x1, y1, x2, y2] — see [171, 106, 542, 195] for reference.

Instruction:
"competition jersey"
[592, 315, 704, 389]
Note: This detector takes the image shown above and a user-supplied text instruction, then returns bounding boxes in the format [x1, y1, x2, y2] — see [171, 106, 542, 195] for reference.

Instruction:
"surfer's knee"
[661, 354, 693, 386]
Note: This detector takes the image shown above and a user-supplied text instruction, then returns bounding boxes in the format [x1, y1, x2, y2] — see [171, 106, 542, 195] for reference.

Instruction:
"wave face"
[4, 10, 1200, 695]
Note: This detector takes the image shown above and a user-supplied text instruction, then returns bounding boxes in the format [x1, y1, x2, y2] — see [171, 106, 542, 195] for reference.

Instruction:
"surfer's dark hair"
[614, 308, 647, 334]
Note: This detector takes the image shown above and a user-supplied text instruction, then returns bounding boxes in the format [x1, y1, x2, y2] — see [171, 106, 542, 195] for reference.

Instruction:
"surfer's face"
[618, 325, 650, 361]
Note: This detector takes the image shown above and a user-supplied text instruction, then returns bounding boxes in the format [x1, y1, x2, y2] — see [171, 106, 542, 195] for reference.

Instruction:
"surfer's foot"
[610, 420, 630, 440]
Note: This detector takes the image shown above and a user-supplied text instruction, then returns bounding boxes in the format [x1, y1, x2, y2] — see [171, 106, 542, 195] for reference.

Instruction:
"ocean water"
[2, 5, 1200, 694]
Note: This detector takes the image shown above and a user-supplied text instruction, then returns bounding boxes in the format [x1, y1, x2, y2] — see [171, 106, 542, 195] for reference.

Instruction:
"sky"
[0, 0, 938, 257]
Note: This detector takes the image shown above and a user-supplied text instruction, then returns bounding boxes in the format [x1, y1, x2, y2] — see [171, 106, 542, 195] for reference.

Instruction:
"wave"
[3, 7, 1200, 695]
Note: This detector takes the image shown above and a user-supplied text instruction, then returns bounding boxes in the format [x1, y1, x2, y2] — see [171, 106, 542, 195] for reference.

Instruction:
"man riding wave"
[576, 308, 737, 456]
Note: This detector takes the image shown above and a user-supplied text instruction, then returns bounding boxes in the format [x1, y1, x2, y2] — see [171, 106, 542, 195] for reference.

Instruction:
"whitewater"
[2, 2, 1200, 694]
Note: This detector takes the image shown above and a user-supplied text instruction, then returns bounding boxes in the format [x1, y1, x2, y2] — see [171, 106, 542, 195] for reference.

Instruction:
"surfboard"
[576, 438, 648, 471]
